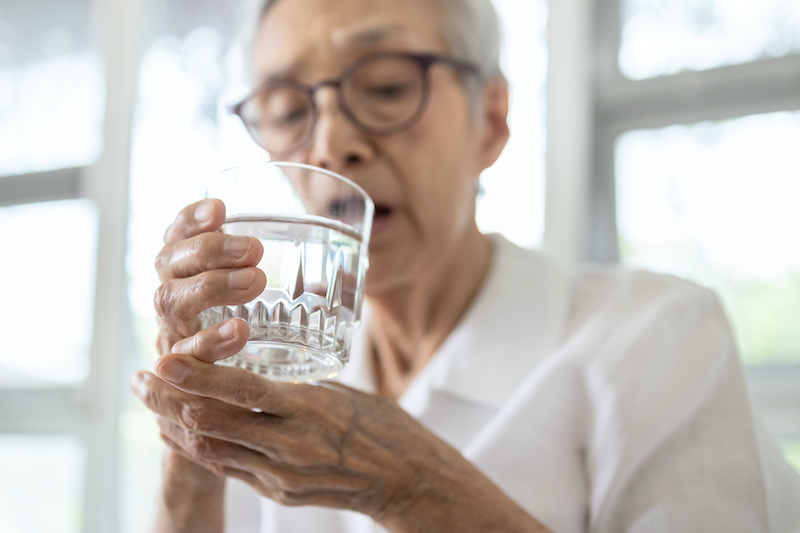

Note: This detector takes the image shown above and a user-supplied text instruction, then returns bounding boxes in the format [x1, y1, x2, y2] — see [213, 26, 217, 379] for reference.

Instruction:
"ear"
[477, 79, 510, 171]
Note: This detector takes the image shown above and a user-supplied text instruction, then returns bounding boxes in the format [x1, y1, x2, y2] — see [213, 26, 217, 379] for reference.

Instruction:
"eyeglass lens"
[239, 55, 428, 153]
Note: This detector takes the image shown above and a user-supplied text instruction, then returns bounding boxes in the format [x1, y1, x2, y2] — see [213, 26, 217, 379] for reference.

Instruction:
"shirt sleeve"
[583, 273, 800, 533]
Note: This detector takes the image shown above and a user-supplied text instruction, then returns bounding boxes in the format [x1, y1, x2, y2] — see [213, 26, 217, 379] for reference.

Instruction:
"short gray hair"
[248, 0, 506, 83]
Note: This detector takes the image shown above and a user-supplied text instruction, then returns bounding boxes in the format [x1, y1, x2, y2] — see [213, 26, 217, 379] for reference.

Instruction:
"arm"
[152, 451, 226, 533]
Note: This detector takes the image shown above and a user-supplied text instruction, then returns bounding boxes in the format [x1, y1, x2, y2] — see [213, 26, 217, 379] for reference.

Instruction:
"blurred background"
[0, 0, 798, 531]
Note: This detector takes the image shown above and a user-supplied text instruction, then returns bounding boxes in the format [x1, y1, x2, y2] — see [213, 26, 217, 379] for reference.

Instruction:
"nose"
[305, 88, 375, 174]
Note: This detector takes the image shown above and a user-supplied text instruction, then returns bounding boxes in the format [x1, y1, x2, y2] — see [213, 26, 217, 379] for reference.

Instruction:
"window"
[620, 0, 800, 79]
[617, 112, 800, 366]
[0, 0, 104, 176]
[590, 0, 800, 470]
[0, 0, 136, 532]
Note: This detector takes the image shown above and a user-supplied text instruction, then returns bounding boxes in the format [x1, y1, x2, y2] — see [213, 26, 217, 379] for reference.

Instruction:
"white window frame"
[546, 0, 800, 442]
[0, 0, 144, 531]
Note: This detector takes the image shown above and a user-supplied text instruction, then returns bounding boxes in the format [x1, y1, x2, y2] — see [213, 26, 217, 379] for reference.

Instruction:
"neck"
[366, 228, 492, 401]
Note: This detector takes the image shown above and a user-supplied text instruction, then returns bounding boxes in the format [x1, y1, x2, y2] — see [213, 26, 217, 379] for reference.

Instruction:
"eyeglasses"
[231, 52, 479, 155]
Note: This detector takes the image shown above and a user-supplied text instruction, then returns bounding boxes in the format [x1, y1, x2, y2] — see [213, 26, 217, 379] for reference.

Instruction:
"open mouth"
[368, 204, 394, 235]
[373, 204, 393, 220]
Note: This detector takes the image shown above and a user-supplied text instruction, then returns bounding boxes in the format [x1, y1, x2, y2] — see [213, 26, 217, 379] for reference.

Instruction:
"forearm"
[152, 450, 226, 533]
[379, 455, 552, 533]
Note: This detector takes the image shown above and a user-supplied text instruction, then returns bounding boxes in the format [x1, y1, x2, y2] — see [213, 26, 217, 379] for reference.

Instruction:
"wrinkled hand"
[130, 349, 442, 522]
[153, 199, 266, 356]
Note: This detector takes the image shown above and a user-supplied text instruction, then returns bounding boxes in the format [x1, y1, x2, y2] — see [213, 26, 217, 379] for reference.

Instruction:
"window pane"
[0, 435, 84, 533]
[0, 200, 97, 387]
[477, 0, 547, 248]
[620, 0, 800, 79]
[0, 0, 104, 176]
[616, 111, 800, 366]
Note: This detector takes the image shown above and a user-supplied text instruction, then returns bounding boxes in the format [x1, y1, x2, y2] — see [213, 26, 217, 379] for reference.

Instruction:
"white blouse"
[225, 235, 800, 533]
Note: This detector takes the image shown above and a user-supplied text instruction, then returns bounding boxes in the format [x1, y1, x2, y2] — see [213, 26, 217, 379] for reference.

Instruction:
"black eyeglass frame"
[230, 51, 480, 153]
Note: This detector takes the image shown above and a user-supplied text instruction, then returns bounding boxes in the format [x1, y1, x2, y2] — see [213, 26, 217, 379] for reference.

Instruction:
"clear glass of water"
[200, 161, 373, 382]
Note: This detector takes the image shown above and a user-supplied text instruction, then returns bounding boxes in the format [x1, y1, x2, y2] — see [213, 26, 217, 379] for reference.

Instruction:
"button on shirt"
[225, 234, 800, 533]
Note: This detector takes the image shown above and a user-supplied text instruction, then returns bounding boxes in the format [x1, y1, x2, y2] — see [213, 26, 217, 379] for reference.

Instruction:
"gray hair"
[246, 0, 506, 84]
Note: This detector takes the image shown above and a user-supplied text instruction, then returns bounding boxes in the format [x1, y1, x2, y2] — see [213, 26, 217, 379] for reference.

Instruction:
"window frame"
[0, 0, 144, 531]
[571, 0, 800, 441]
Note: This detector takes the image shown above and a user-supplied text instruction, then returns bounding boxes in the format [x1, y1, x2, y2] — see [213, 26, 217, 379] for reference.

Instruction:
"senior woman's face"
[252, 0, 508, 294]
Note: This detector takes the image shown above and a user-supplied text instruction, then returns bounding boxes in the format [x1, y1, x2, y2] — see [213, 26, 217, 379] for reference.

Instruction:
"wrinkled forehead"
[252, 0, 449, 82]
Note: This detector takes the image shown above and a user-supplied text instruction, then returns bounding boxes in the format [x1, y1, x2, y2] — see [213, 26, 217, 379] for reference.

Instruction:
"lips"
[369, 203, 394, 236]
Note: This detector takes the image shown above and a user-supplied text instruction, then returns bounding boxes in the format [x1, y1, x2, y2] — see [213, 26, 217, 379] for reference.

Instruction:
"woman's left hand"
[131, 323, 453, 524]
[132, 320, 552, 532]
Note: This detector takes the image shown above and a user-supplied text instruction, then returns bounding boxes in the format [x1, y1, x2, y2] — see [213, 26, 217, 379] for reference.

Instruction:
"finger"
[132, 371, 295, 457]
[157, 417, 365, 508]
[158, 415, 275, 476]
[152, 353, 301, 417]
[133, 370, 272, 439]
[164, 199, 226, 244]
[154, 267, 267, 327]
[155, 231, 263, 282]
[171, 318, 250, 363]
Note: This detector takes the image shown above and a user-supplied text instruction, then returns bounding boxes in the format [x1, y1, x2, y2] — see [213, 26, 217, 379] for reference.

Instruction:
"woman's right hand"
[153, 199, 266, 356]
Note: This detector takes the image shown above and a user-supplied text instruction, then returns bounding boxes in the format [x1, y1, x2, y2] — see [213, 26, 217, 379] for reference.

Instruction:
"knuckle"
[184, 432, 212, 458]
[190, 233, 219, 270]
[231, 379, 270, 408]
[193, 271, 216, 296]
[153, 282, 174, 318]
[178, 400, 208, 433]
[154, 248, 172, 277]
[189, 234, 208, 264]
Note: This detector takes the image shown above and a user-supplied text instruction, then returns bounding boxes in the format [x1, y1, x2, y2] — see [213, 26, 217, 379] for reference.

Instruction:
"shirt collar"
[338, 234, 573, 410]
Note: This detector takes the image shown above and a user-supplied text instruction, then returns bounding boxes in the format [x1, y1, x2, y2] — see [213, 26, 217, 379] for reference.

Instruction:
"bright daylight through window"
[617, 111, 800, 366]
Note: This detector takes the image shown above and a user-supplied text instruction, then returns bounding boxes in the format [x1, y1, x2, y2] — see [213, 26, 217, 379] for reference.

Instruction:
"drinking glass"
[199, 161, 373, 382]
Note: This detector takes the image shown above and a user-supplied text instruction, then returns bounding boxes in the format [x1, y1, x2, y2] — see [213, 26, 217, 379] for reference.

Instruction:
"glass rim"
[211, 160, 375, 237]
[218, 160, 372, 202]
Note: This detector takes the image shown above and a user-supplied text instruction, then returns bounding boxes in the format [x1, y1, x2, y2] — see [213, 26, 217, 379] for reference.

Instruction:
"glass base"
[217, 340, 343, 383]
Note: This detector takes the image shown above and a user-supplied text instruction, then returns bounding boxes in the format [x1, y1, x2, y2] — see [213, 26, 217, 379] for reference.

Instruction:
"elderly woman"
[132, 0, 800, 531]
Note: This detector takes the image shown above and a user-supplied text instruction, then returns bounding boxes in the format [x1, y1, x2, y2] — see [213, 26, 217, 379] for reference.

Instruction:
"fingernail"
[194, 202, 213, 225]
[158, 359, 191, 383]
[219, 319, 238, 340]
[225, 236, 252, 258]
[229, 268, 255, 289]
